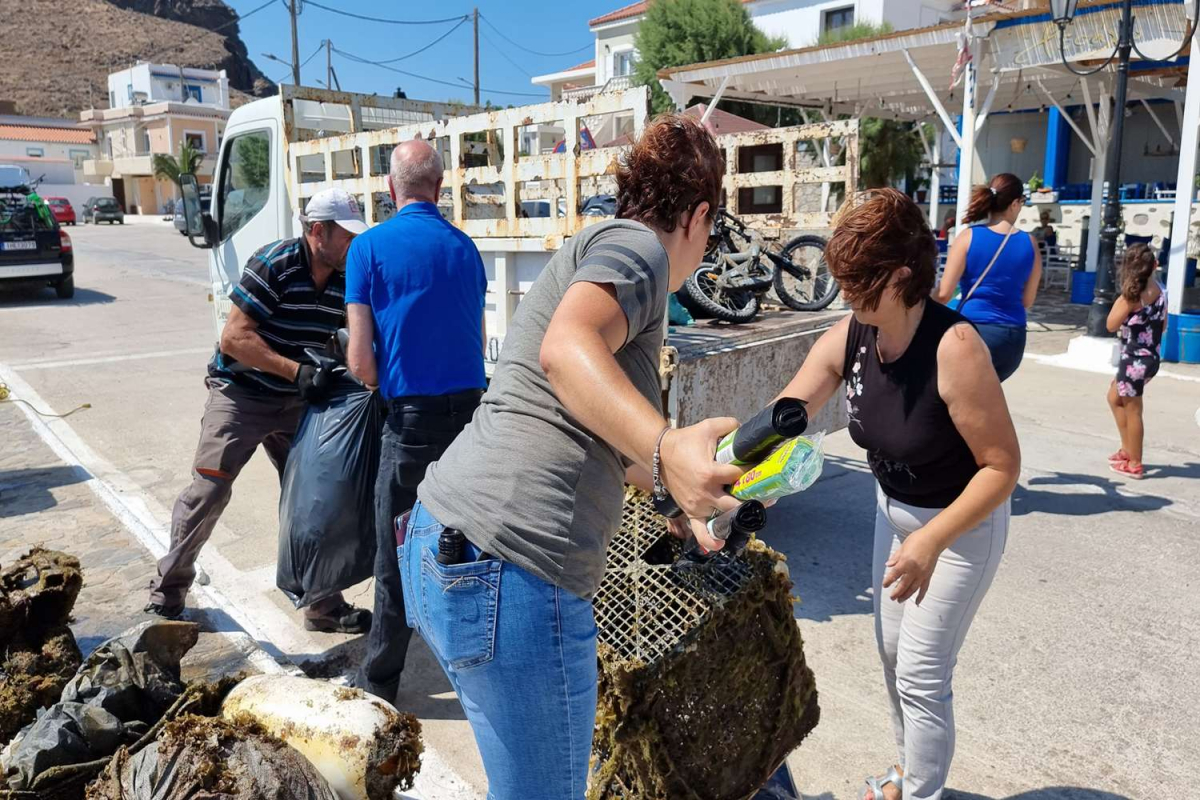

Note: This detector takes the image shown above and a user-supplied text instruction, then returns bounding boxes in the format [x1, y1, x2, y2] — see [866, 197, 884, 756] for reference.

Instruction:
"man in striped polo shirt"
[145, 188, 371, 634]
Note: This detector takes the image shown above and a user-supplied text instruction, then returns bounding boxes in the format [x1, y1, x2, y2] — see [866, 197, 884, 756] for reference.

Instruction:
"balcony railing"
[563, 75, 634, 103]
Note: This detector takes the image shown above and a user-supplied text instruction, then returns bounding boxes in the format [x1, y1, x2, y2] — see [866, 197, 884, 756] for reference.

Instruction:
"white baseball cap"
[304, 188, 368, 235]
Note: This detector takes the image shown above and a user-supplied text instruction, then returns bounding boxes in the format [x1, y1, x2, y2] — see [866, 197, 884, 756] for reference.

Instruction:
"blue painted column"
[1043, 108, 1070, 189]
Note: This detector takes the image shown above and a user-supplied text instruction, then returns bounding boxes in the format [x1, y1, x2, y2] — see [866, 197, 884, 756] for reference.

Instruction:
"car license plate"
[1, 240, 37, 251]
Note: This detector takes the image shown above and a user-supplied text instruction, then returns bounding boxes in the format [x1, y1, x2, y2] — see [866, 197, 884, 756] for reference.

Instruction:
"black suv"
[0, 166, 75, 299]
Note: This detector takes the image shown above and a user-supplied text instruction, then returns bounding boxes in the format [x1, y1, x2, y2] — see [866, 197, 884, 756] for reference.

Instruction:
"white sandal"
[858, 766, 903, 800]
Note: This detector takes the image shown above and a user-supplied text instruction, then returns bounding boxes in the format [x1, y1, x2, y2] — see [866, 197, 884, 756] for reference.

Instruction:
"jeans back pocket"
[419, 548, 501, 670]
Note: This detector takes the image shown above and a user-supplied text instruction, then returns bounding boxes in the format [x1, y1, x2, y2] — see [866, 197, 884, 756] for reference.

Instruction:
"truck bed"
[666, 308, 848, 432]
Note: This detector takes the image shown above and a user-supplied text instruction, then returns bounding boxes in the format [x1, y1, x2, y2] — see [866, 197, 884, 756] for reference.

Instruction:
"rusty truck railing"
[283, 85, 857, 246]
[284, 87, 650, 248]
[715, 117, 858, 231]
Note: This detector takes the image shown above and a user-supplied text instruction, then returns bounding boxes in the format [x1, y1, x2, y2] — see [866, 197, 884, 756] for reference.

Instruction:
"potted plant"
[1027, 171, 1059, 204]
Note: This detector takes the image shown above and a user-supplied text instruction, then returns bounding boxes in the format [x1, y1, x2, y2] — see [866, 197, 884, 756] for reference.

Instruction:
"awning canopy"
[658, 0, 1191, 120]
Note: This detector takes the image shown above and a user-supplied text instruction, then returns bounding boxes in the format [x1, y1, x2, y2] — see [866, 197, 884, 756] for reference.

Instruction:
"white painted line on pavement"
[1027, 351, 1200, 382]
[0, 361, 482, 800]
[10, 347, 213, 371]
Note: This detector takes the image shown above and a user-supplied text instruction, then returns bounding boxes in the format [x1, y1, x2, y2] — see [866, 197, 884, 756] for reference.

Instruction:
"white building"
[107, 63, 231, 110]
[83, 63, 232, 215]
[0, 113, 106, 214]
[532, 0, 963, 102]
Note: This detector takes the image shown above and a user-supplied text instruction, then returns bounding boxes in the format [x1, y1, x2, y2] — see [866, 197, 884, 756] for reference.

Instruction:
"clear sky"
[227, 0, 607, 107]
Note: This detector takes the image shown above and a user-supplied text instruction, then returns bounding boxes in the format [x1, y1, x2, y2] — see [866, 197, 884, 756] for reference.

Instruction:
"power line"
[304, 1, 468, 25]
[480, 30, 532, 78]
[371, 17, 470, 64]
[332, 45, 544, 98]
[478, 13, 592, 58]
[299, 41, 325, 69]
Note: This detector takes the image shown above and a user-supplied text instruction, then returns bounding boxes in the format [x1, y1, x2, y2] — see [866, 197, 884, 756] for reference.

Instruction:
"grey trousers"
[149, 378, 304, 608]
[873, 485, 1008, 800]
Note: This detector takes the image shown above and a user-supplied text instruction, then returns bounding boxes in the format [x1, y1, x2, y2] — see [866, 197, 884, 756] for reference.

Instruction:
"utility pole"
[326, 38, 332, 90]
[1085, 0, 1133, 338]
[473, 7, 480, 106]
[289, 0, 301, 86]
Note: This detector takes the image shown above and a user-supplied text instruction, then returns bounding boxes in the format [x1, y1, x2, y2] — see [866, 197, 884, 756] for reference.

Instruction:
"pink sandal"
[1109, 460, 1144, 479]
[1108, 449, 1129, 464]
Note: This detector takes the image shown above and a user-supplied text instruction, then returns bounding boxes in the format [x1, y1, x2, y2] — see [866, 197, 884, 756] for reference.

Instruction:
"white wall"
[0, 140, 98, 182]
[752, 0, 959, 47]
[1065, 104, 1182, 188]
[107, 63, 229, 109]
[974, 111, 1048, 184]
[38, 184, 114, 217]
[593, 21, 638, 85]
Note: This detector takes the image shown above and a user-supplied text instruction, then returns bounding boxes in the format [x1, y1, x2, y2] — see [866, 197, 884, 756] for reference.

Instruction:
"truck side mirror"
[180, 173, 215, 249]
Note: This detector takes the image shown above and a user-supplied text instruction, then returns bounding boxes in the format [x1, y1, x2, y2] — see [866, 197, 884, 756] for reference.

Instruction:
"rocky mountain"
[2, 0, 275, 119]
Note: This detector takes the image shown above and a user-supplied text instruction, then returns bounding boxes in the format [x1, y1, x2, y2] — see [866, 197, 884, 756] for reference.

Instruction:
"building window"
[183, 84, 203, 103]
[140, 129, 151, 154]
[26, 147, 44, 157]
[613, 50, 635, 77]
[127, 84, 134, 101]
[69, 149, 90, 168]
[184, 131, 206, 152]
[823, 6, 855, 33]
[109, 91, 116, 108]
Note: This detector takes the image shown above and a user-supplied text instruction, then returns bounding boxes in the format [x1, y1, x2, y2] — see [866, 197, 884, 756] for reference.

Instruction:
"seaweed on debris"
[588, 490, 820, 800]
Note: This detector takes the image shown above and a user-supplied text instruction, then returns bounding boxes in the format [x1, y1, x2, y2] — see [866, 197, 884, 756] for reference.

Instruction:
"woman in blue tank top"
[935, 173, 1042, 381]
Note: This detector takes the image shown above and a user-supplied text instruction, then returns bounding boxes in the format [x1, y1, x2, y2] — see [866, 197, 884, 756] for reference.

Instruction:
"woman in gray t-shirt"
[403, 115, 742, 798]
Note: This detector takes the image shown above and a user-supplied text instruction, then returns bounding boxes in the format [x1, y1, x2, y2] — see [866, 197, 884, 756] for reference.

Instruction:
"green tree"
[858, 118, 928, 189]
[814, 20, 893, 47]
[632, 0, 785, 115]
[235, 135, 270, 189]
[151, 140, 205, 186]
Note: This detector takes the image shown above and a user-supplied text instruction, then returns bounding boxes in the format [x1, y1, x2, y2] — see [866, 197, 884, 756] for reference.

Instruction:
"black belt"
[387, 389, 482, 415]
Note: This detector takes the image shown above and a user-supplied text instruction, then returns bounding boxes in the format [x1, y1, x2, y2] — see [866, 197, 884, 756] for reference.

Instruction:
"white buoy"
[221, 675, 423, 800]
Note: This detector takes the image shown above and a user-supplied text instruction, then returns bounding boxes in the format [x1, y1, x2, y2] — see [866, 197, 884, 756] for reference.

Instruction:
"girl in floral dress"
[1106, 244, 1167, 479]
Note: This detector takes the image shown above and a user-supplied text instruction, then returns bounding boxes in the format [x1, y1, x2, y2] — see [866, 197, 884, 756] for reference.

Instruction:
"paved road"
[2, 221, 1197, 798]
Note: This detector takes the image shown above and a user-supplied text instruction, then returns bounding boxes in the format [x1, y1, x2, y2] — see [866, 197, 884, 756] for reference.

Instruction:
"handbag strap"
[957, 226, 1016, 312]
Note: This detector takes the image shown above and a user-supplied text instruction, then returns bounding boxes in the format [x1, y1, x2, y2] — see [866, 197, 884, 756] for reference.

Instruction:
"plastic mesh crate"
[589, 490, 820, 800]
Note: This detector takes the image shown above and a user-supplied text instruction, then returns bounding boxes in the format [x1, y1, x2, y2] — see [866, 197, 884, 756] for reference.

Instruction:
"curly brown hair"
[615, 113, 723, 232]
[1119, 243, 1158, 302]
[825, 188, 937, 311]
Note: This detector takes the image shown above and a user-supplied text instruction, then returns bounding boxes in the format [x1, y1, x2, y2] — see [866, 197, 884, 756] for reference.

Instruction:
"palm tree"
[152, 140, 205, 187]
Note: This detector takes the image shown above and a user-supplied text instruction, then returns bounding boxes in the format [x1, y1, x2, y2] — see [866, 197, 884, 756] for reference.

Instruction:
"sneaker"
[1107, 449, 1129, 464]
[304, 603, 372, 634]
[1109, 461, 1144, 480]
[143, 601, 185, 620]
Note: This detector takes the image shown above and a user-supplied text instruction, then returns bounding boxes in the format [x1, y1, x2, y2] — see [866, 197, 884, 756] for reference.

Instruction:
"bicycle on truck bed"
[679, 208, 838, 324]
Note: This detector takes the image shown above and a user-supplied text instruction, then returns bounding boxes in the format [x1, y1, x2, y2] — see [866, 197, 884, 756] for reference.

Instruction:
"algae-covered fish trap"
[589, 490, 820, 800]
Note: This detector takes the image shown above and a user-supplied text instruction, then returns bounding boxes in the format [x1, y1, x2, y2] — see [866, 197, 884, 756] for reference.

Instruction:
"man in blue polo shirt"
[345, 139, 487, 704]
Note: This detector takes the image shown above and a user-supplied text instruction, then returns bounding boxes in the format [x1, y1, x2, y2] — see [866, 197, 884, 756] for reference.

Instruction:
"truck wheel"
[55, 276, 75, 299]
[683, 263, 760, 323]
[773, 235, 839, 311]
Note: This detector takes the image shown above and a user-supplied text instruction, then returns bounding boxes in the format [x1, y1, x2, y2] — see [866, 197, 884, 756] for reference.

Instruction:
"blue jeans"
[399, 501, 598, 800]
[973, 323, 1026, 382]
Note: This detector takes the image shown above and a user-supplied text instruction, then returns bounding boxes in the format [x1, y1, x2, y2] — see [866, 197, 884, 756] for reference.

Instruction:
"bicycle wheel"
[682, 263, 760, 323]
[773, 235, 840, 311]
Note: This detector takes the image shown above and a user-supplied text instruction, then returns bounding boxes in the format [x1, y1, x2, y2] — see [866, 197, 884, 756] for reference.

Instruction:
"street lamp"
[1051, 0, 1198, 337]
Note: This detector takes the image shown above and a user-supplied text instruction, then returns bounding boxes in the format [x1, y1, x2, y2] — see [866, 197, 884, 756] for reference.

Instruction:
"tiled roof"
[567, 59, 596, 72]
[0, 125, 95, 144]
[590, 0, 753, 27]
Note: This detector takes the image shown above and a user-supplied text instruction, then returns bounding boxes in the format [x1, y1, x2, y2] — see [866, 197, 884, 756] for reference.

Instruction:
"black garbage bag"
[277, 373, 383, 609]
[1, 621, 198, 791]
[87, 714, 339, 800]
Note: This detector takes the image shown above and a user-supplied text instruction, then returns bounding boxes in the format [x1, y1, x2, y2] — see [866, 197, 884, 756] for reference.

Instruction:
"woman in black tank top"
[775, 190, 1020, 800]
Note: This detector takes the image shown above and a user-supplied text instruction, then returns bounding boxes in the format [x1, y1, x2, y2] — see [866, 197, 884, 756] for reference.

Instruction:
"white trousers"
[872, 485, 1009, 800]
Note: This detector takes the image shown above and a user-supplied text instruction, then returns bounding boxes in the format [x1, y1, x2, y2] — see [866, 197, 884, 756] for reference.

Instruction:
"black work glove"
[295, 363, 334, 402]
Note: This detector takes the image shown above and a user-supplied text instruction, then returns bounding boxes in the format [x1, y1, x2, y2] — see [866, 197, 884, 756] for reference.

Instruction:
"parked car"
[87, 197, 124, 225]
[174, 194, 210, 235]
[581, 194, 617, 217]
[45, 196, 76, 226]
[0, 187, 75, 299]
